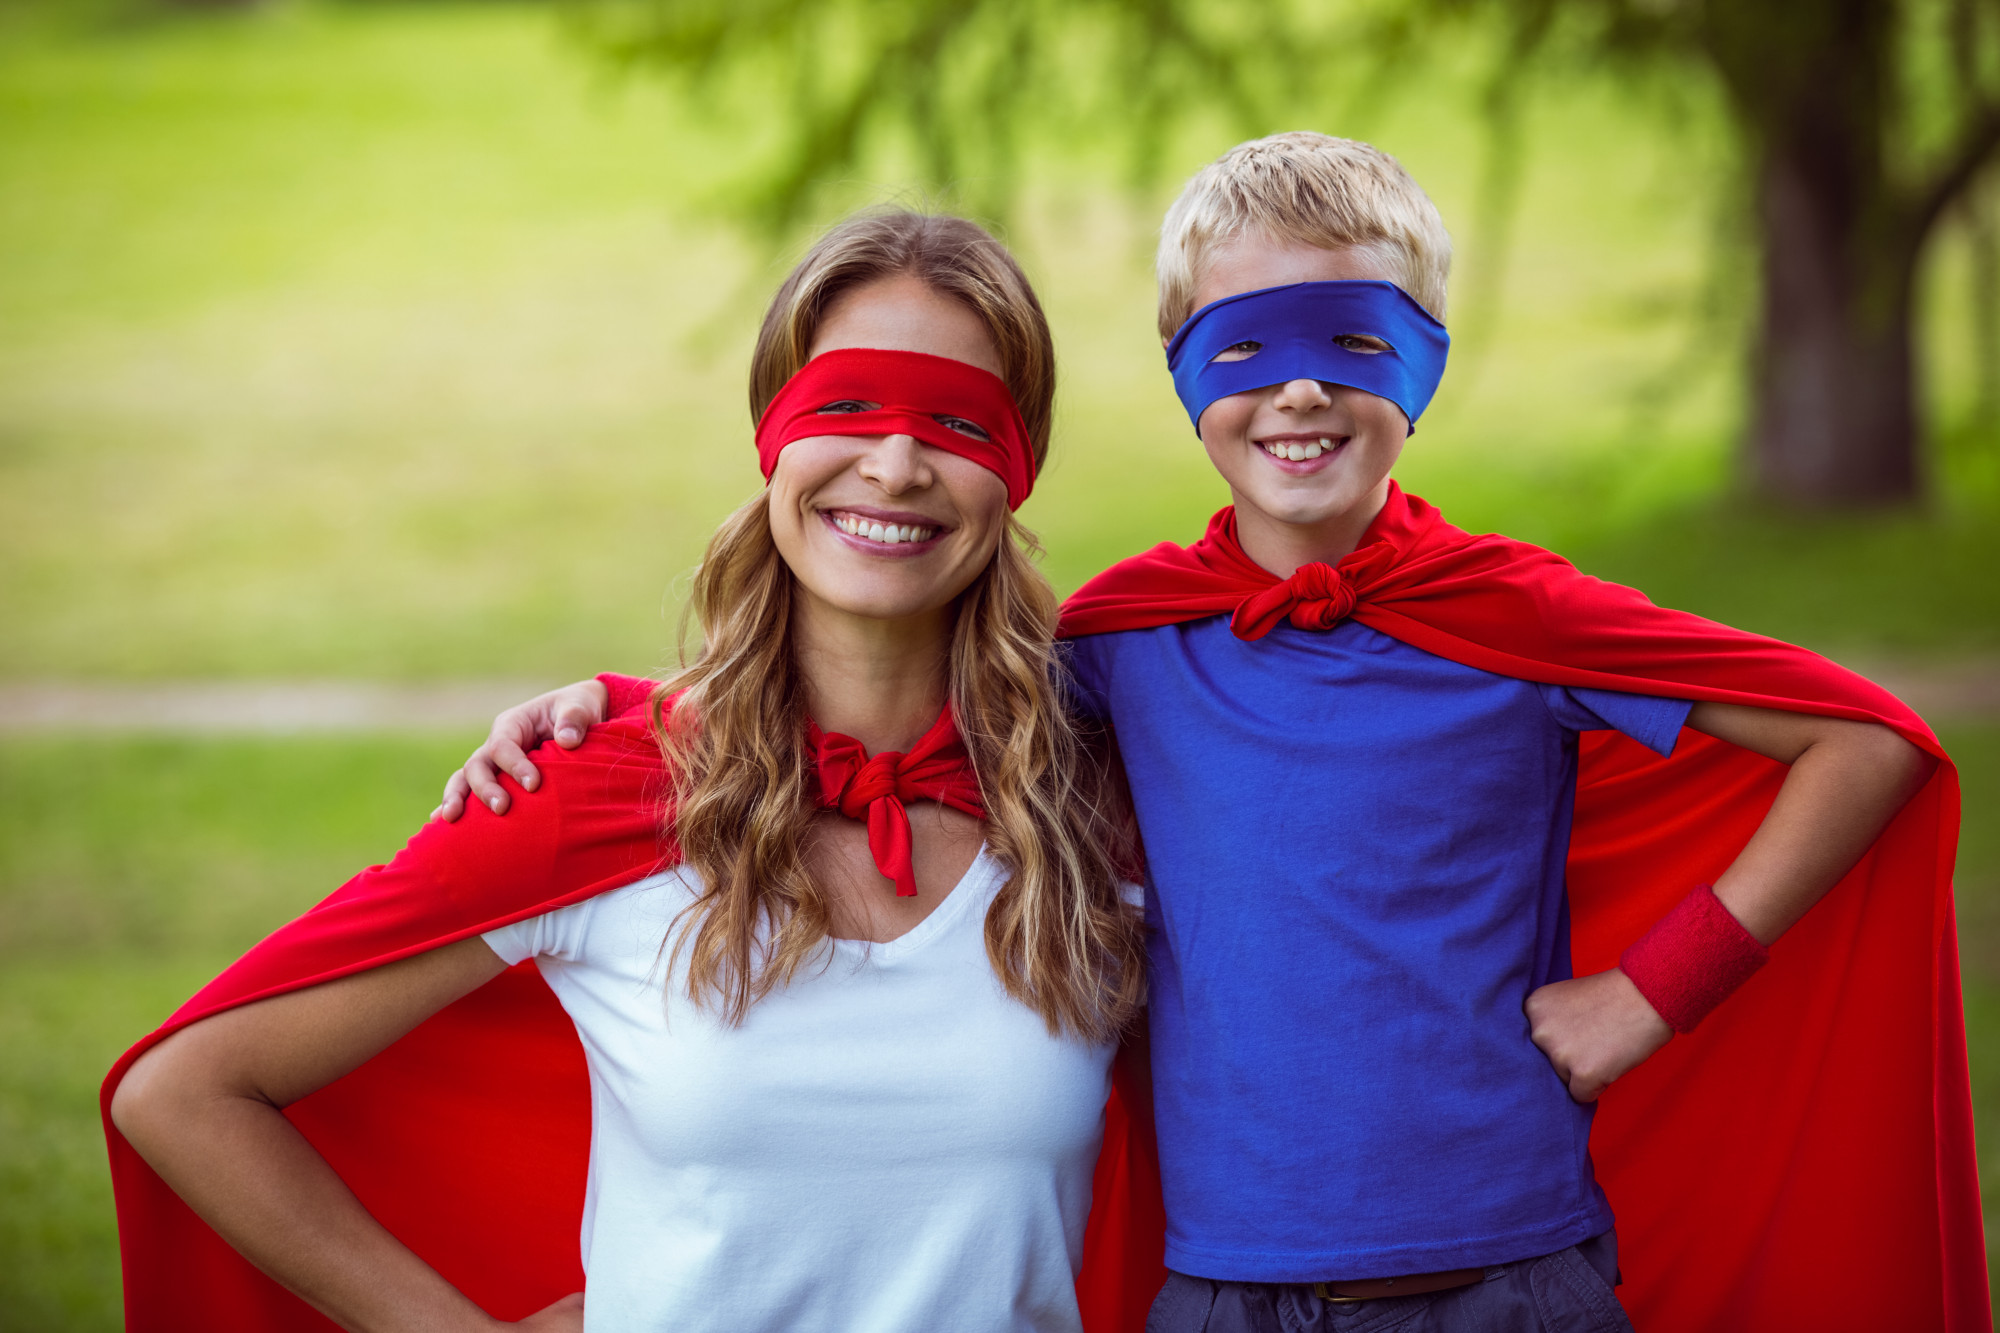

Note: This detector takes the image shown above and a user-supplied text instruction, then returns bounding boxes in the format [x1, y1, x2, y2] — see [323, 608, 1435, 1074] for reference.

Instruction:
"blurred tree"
[588, 0, 2000, 508]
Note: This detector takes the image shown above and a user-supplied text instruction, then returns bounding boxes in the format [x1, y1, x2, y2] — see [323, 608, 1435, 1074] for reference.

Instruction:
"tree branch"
[1911, 101, 2000, 244]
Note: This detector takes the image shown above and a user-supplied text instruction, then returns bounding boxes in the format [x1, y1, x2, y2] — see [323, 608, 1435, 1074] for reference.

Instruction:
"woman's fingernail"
[489, 797, 503, 811]
[558, 727, 581, 745]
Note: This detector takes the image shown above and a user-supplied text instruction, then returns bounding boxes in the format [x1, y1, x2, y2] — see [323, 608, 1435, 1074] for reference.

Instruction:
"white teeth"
[831, 514, 936, 544]
[1262, 438, 1338, 461]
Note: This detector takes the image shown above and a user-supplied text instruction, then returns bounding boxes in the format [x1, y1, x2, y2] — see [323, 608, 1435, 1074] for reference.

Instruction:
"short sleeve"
[481, 898, 597, 966]
[1539, 683, 1692, 758]
[1059, 638, 1114, 723]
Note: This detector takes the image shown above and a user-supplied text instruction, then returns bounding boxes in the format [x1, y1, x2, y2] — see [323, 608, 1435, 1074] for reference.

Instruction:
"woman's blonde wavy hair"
[652, 211, 1144, 1043]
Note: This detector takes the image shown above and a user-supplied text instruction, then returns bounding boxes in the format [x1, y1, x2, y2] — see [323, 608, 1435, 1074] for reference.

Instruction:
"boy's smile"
[1183, 231, 1417, 578]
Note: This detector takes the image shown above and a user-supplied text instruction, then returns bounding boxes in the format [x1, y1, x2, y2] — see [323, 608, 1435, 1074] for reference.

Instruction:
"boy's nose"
[855, 433, 933, 493]
[1272, 377, 1336, 412]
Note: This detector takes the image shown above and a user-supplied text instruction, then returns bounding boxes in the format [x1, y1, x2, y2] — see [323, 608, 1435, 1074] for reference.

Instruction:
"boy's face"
[1185, 232, 1411, 542]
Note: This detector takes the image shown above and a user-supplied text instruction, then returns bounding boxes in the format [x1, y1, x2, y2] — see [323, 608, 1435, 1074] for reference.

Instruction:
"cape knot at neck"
[805, 705, 985, 897]
[1228, 540, 1397, 642]
[828, 751, 903, 819]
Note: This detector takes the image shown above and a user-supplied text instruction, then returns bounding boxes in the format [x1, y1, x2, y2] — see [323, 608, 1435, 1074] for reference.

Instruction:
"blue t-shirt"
[1066, 616, 1691, 1283]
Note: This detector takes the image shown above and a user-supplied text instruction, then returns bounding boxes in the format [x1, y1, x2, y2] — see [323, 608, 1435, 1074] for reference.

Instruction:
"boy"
[451, 135, 1978, 1330]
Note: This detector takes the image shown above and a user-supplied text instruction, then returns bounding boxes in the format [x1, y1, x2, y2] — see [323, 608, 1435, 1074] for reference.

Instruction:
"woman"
[105, 212, 1158, 1333]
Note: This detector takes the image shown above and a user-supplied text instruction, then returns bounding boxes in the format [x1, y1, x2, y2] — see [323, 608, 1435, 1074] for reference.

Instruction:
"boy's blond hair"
[1157, 132, 1452, 340]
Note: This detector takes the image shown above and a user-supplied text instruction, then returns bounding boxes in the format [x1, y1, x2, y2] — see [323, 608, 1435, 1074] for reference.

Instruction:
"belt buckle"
[1311, 1281, 1366, 1304]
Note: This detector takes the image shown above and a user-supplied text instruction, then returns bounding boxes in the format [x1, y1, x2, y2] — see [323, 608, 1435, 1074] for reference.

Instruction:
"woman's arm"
[110, 937, 576, 1333]
[1527, 703, 1935, 1102]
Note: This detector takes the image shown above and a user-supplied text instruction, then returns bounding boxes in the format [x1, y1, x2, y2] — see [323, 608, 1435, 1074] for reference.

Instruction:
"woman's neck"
[793, 592, 953, 754]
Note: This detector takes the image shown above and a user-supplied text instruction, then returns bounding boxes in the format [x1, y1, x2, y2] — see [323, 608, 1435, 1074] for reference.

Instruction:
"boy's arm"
[1527, 702, 1936, 1103]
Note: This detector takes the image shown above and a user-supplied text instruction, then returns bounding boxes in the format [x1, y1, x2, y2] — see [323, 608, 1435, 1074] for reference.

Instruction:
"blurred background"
[1, 0, 1996, 1325]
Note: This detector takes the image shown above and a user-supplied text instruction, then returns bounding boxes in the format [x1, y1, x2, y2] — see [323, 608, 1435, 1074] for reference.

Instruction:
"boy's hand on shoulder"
[431, 679, 610, 823]
[1525, 969, 1672, 1103]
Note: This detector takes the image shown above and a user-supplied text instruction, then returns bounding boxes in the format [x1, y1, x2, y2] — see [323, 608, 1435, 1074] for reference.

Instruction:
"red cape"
[1060, 483, 1984, 1331]
[102, 711, 1166, 1332]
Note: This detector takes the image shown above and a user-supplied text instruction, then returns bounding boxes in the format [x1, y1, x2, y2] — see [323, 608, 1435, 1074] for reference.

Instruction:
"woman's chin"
[798, 576, 963, 629]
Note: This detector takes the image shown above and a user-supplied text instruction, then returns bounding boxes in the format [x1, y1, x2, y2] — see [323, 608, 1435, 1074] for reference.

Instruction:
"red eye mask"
[753, 347, 1036, 510]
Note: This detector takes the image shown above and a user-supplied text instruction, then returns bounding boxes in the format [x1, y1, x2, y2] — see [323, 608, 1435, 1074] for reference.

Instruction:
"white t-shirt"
[482, 848, 1116, 1333]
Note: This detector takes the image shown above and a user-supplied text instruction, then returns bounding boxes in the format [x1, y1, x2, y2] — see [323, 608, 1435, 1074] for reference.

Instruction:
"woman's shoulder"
[514, 710, 671, 813]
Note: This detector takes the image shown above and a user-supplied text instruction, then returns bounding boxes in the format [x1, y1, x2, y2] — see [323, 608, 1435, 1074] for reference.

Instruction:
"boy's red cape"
[104, 482, 1982, 1332]
[1059, 483, 1983, 1332]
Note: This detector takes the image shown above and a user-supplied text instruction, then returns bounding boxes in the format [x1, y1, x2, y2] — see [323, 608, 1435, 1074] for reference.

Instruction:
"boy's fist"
[1525, 969, 1673, 1103]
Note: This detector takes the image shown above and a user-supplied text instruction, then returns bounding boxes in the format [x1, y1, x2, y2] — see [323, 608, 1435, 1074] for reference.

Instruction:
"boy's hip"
[1145, 1230, 1631, 1333]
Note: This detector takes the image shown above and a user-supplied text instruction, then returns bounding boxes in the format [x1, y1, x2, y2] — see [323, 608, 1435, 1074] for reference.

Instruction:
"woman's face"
[767, 274, 1014, 629]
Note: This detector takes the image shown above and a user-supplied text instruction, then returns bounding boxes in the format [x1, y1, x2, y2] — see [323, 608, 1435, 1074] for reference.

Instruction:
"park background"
[1, 0, 1996, 1325]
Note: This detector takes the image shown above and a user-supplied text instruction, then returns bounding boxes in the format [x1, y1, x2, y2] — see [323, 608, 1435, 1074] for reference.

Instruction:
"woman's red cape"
[1058, 482, 1984, 1331]
[101, 710, 1168, 1332]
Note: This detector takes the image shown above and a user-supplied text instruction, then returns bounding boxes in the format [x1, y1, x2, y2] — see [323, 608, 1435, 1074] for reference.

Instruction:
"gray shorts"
[1144, 1231, 1633, 1333]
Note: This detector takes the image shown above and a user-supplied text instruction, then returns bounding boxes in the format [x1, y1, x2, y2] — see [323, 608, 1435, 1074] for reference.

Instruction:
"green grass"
[0, 734, 477, 1332]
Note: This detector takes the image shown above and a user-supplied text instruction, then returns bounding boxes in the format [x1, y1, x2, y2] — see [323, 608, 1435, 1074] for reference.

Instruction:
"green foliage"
[8, 0, 1993, 680]
[576, 0, 1289, 229]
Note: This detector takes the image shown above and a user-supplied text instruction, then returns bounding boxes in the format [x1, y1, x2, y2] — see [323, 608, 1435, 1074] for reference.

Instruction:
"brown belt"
[1311, 1267, 1484, 1303]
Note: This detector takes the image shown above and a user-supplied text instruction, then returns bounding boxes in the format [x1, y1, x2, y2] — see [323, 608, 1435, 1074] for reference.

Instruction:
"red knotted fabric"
[1228, 541, 1400, 640]
[806, 703, 986, 896]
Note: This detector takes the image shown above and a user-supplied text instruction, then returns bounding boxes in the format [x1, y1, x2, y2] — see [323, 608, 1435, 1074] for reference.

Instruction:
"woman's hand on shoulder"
[510, 1292, 585, 1331]
[433, 680, 610, 822]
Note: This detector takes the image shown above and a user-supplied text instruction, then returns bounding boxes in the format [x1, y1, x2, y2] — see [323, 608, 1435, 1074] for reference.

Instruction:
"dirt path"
[0, 680, 563, 734]
[2, 660, 1997, 733]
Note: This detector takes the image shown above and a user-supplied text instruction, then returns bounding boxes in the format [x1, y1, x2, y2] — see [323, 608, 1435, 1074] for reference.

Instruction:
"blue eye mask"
[1165, 280, 1450, 436]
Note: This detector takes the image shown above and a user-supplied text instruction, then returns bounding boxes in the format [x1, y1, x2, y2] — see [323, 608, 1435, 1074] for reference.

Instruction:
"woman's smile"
[819, 505, 948, 554]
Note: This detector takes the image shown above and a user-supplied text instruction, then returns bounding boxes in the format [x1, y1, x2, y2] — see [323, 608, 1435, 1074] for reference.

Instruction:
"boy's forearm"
[1687, 703, 1935, 944]
[1531, 707, 1935, 1101]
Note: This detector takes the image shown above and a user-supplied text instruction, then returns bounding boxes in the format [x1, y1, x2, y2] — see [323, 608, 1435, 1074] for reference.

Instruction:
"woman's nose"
[856, 434, 932, 492]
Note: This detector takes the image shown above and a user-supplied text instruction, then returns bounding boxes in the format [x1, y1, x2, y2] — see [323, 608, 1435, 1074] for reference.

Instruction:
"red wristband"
[596, 673, 658, 721]
[1618, 884, 1770, 1034]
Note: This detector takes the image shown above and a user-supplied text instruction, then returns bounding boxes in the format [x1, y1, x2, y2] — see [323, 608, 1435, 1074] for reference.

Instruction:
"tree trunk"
[1710, 0, 1923, 507]
[1748, 142, 1920, 505]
